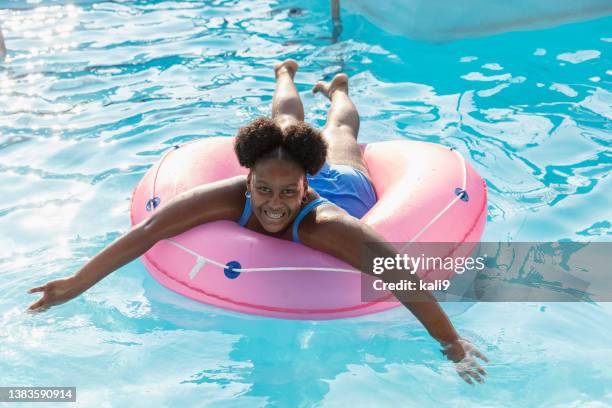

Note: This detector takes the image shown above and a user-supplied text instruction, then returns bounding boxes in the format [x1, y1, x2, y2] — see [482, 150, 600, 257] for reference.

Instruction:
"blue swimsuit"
[237, 163, 377, 243]
[307, 162, 377, 219]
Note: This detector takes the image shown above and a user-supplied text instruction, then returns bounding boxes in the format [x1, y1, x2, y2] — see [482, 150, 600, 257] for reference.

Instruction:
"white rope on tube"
[166, 239, 359, 275]
[399, 148, 468, 253]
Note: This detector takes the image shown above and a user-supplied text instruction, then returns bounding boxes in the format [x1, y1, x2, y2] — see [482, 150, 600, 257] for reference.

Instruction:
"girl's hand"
[442, 338, 489, 385]
[26, 277, 83, 312]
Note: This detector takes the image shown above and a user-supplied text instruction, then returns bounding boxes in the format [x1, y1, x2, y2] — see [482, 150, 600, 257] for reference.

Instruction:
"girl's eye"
[257, 186, 271, 193]
[283, 189, 296, 195]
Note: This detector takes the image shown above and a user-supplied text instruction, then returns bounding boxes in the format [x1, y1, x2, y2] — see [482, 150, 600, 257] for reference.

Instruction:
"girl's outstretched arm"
[27, 176, 246, 312]
[27, 217, 159, 311]
[299, 208, 489, 384]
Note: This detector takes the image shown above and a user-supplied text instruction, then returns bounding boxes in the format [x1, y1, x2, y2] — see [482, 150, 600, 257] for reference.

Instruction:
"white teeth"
[264, 209, 284, 219]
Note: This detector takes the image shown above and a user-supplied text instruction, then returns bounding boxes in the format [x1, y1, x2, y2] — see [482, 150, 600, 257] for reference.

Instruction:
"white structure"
[0, 26, 6, 59]
[341, 0, 612, 41]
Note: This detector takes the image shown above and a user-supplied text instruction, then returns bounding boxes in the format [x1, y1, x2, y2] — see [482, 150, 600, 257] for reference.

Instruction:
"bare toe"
[274, 59, 299, 79]
[312, 74, 348, 99]
[312, 81, 330, 96]
[329, 73, 349, 95]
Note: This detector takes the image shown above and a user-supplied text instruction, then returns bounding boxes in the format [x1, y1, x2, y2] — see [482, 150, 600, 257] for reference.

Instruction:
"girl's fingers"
[28, 285, 46, 294]
[477, 364, 487, 377]
[468, 369, 484, 384]
[471, 361, 487, 377]
[458, 371, 474, 385]
[27, 298, 46, 311]
[473, 348, 489, 362]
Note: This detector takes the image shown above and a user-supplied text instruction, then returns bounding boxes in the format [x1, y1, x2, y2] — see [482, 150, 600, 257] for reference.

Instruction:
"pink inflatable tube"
[130, 137, 487, 320]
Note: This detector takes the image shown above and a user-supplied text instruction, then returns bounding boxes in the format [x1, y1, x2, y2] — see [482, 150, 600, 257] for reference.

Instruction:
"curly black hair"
[234, 116, 327, 175]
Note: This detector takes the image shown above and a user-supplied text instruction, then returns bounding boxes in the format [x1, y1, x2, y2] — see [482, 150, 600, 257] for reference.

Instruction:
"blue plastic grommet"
[146, 196, 161, 211]
[454, 188, 469, 202]
[449, 146, 456, 151]
[224, 261, 241, 279]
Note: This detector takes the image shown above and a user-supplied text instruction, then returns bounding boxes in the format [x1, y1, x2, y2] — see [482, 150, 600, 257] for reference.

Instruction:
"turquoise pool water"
[1, 1, 611, 406]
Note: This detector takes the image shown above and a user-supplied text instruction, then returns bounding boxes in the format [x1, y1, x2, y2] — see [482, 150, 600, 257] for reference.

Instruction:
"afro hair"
[234, 116, 327, 175]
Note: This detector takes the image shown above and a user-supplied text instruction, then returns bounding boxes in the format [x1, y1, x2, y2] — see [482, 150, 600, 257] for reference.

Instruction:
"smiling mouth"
[263, 208, 286, 221]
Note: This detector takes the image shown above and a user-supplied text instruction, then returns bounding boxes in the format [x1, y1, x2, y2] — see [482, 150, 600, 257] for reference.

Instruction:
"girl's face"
[248, 158, 308, 233]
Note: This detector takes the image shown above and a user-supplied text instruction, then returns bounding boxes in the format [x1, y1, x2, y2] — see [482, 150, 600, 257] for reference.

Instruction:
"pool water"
[1, 1, 611, 406]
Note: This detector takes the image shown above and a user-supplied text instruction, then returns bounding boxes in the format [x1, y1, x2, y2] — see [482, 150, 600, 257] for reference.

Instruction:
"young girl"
[28, 59, 488, 384]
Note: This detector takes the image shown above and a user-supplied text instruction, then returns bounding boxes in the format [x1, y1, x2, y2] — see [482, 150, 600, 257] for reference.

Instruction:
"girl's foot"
[312, 73, 349, 100]
[274, 59, 299, 79]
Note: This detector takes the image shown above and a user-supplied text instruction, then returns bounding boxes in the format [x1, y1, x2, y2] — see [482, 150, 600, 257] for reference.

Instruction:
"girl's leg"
[312, 74, 370, 178]
[272, 59, 304, 130]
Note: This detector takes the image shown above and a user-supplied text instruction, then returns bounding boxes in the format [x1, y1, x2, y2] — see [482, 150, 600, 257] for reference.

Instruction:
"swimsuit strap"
[292, 197, 330, 244]
[237, 192, 252, 226]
